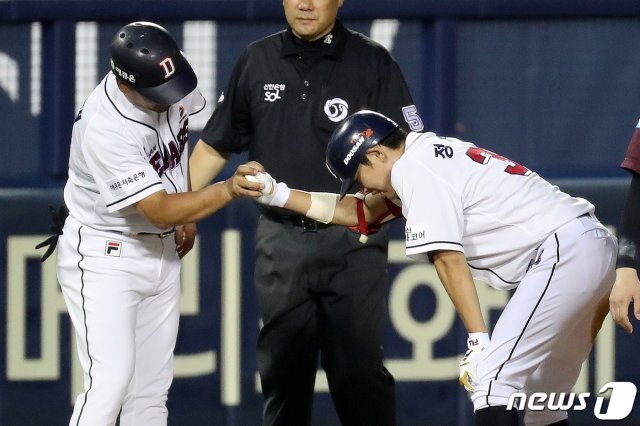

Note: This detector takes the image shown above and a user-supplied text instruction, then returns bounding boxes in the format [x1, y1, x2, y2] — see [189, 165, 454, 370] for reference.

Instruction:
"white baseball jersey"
[392, 132, 593, 289]
[64, 72, 206, 232]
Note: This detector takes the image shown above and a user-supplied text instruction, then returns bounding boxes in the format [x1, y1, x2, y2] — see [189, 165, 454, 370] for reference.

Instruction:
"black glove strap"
[35, 205, 69, 262]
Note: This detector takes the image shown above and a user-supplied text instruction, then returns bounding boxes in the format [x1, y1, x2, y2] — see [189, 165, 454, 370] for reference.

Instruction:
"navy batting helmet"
[110, 22, 197, 105]
[326, 110, 399, 198]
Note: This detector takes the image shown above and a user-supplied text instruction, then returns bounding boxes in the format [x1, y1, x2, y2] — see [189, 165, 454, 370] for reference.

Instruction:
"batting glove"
[459, 332, 490, 392]
[247, 172, 290, 207]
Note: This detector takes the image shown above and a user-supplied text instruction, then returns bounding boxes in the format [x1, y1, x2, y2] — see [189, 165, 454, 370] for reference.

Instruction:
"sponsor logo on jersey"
[105, 240, 122, 257]
[324, 98, 349, 122]
[343, 129, 373, 165]
[405, 226, 426, 242]
[324, 33, 333, 44]
[263, 83, 285, 102]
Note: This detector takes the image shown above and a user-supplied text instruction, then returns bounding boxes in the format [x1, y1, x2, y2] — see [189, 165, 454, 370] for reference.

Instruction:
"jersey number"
[465, 147, 530, 176]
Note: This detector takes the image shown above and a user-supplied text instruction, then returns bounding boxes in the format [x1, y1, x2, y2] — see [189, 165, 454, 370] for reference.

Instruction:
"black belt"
[110, 228, 176, 238]
[261, 209, 331, 231]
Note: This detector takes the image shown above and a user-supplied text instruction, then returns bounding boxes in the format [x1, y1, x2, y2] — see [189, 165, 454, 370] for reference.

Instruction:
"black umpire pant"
[254, 213, 396, 426]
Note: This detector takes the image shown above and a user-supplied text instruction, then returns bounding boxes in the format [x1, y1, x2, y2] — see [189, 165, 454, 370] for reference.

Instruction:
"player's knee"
[94, 370, 134, 400]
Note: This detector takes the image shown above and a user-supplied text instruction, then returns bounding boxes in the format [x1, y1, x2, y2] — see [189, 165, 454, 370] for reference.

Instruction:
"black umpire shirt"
[201, 20, 420, 193]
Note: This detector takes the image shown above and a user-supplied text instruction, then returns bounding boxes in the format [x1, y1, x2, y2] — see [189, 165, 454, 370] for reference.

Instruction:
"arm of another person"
[431, 250, 487, 333]
[610, 171, 640, 333]
[277, 187, 399, 226]
[136, 162, 263, 230]
[189, 140, 231, 191]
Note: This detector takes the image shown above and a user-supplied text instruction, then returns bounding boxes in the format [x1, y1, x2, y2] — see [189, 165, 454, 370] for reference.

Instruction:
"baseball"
[246, 172, 274, 195]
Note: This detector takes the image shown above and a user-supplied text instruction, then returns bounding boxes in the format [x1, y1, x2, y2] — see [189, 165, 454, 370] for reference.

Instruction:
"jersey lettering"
[147, 118, 189, 176]
[433, 144, 453, 159]
[466, 147, 531, 176]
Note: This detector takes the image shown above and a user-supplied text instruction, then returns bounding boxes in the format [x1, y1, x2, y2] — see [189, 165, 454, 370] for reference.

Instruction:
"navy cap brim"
[339, 177, 355, 200]
[137, 56, 197, 105]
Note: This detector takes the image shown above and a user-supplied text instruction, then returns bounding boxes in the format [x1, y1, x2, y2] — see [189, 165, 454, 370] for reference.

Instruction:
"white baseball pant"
[471, 214, 617, 425]
[57, 216, 181, 426]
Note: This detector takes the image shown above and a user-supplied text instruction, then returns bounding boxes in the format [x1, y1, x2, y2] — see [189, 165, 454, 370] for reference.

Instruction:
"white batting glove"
[459, 332, 490, 392]
[246, 172, 290, 207]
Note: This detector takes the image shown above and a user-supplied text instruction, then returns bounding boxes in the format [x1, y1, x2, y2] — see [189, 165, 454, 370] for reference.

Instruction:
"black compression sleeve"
[617, 172, 640, 269]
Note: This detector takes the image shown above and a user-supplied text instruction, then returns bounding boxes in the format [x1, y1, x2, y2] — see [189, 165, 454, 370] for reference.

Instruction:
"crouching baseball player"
[247, 110, 617, 425]
[36, 22, 263, 426]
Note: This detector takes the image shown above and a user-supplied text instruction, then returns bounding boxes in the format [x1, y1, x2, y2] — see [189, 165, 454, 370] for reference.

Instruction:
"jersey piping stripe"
[75, 225, 94, 425]
[104, 76, 160, 137]
[485, 232, 560, 407]
[105, 182, 163, 208]
[467, 264, 521, 285]
[406, 240, 463, 250]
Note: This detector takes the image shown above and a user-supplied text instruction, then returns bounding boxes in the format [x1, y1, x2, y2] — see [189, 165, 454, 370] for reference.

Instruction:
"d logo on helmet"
[159, 58, 176, 79]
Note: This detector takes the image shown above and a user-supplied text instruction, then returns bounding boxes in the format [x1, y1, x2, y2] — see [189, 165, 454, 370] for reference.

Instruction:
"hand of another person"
[225, 161, 266, 199]
[459, 332, 490, 392]
[175, 222, 197, 258]
[609, 268, 640, 333]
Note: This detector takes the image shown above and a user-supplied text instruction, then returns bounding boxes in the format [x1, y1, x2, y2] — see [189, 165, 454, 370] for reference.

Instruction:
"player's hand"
[459, 332, 490, 392]
[225, 161, 265, 199]
[246, 172, 291, 208]
[175, 222, 197, 259]
[609, 268, 640, 333]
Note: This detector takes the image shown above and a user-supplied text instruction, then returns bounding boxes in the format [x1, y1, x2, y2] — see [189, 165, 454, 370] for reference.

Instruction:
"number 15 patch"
[105, 240, 122, 257]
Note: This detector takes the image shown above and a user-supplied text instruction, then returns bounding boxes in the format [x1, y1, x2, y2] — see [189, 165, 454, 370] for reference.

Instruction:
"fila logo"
[159, 57, 176, 79]
[105, 240, 122, 257]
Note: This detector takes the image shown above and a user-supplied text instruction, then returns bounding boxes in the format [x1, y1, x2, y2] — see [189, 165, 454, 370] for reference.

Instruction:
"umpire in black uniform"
[190, 1, 424, 424]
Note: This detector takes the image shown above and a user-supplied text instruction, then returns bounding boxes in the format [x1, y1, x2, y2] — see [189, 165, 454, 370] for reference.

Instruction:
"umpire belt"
[261, 209, 331, 232]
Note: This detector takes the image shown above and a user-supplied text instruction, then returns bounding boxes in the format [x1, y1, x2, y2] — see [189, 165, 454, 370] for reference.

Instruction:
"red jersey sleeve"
[621, 121, 640, 174]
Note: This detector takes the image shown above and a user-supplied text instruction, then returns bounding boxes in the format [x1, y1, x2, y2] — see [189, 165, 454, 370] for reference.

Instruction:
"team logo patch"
[263, 83, 285, 102]
[324, 98, 349, 122]
[105, 240, 122, 257]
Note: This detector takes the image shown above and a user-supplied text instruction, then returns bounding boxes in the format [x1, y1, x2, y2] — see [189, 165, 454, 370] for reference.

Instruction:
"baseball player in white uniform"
[38, 22, 263, 426]
[250, 110, 617, 426]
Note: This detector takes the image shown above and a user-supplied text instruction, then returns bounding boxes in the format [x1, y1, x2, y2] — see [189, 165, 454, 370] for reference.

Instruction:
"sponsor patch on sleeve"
[107, 169, 151, 198]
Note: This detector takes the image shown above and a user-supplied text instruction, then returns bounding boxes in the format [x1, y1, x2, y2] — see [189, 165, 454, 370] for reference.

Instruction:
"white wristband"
[306, 192, 339, 224]
[269, 182, 291, 208]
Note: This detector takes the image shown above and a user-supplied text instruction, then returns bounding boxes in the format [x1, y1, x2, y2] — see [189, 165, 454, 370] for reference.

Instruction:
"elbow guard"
[306, 192, 339, 224]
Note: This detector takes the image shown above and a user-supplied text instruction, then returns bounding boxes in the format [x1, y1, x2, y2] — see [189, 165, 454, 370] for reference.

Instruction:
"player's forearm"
[432, 250, 487, 333]
[282, 190, 358, 226]
[189, 140, 230, 191]
[137, 183, 235, 229]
